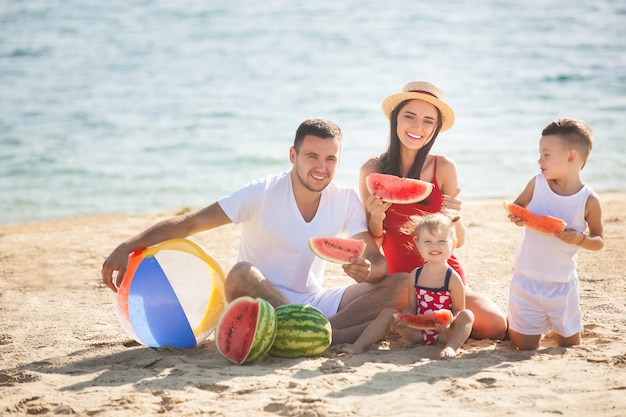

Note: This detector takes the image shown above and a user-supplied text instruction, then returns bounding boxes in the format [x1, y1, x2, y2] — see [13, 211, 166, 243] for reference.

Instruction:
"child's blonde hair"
[406, 212, 457, 244]
[542, 118, 594, 167]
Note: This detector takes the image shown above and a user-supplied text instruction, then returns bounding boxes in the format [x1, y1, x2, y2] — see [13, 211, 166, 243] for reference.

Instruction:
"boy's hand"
[507, 213, 525, 227]
[555, 228, 585, 245]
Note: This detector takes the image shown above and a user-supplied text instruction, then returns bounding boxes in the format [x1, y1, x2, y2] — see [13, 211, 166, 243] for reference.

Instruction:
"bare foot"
[439, 346, 456, 359]
[337, 344, 364, 354]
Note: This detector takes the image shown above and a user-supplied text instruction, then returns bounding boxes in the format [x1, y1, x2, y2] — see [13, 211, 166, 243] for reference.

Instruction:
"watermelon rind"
[503, 201, 567, 235]
[269, 304, 332, 359]
[308, 237, 366, 264]
[215, 296, 277, 365]
[366, 173, 434, 204]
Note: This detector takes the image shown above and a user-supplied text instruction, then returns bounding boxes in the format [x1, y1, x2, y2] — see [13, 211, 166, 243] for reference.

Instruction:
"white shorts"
[276, 285, 349, 318]
[508, 273, 582, 338]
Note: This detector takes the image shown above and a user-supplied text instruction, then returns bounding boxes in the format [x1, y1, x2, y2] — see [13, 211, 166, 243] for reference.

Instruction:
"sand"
[1, 194, 625, 416]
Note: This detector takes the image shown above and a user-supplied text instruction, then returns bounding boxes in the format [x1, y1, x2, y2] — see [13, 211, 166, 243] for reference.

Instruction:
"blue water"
[1, 0, 625, 225]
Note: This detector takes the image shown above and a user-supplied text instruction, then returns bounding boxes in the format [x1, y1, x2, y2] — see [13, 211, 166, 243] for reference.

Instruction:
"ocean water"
[1, 0, 625, 225]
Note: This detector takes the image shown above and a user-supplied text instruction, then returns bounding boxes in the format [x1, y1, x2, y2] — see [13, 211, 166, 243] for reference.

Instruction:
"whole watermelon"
[269, 304, 332, 358]
[215, 296, 277, 364]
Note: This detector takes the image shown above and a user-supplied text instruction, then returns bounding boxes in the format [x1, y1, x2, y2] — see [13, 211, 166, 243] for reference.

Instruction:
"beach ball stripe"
[113, 239, 226, 348]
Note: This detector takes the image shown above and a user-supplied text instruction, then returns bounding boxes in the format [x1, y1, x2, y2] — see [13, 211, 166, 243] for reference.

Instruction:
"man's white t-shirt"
[218, 170, 367, 296]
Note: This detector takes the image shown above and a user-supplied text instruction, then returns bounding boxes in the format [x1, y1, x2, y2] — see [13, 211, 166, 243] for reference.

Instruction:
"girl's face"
[416, 227, 454, 264]
[396, 99, 439, 152]
[538, 135, 571, 180]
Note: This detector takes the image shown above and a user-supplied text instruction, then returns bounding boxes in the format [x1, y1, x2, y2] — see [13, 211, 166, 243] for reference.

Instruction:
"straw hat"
[381, 81, 455, 132]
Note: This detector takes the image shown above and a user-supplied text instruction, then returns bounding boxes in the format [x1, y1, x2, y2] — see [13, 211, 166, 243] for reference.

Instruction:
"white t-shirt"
[513, 173, 590, 283]
[218, 170, 368, 295]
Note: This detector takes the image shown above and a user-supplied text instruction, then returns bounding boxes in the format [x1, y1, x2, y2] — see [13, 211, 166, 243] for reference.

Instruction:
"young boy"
[507, 118, 604, 350]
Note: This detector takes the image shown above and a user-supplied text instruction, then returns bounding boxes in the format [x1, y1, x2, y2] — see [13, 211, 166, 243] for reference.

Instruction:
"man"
[102, 119, 406, 344]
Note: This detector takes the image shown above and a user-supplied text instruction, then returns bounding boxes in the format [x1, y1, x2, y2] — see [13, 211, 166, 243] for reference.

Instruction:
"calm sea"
[1, 0, 625, 225]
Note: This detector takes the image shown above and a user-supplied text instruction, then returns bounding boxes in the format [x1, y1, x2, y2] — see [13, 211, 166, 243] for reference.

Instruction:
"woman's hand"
[442, 187, 462, 212]
[366, 194, 392, 218]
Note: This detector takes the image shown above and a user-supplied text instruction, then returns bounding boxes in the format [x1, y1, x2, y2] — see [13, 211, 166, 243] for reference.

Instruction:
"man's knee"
[383, 272, 409, 308]
[225, 262, 254, 300]
[360, 273, 407, 312]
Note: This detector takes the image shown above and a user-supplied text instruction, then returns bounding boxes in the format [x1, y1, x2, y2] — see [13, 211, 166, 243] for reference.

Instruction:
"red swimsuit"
[380, 156, 466, 283]
[414, 266, 453, 345]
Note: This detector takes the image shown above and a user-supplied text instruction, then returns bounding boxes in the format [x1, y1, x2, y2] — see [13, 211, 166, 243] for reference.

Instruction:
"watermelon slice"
[308, 237, 366, 264]
[393, 310, 454, 330]
[366, 173, 434, 204]
[504, 201, 566, 235]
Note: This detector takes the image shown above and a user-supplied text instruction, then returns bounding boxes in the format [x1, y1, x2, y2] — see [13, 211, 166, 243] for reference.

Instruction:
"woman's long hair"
[378, 99, 443, 179]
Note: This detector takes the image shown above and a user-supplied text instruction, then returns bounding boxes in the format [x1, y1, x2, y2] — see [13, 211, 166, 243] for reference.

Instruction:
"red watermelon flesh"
[215, 296, 277, 364]
[308, 237, 366, 264]
[393, 309, 454, 330]
[366, 173, 434, 204]
[504, 201, 566, 235]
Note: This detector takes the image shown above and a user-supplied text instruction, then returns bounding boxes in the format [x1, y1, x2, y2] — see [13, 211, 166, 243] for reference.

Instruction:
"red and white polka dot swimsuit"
[414, 266, 453, 345]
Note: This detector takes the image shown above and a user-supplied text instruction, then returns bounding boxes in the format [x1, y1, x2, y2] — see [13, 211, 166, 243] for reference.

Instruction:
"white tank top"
[513, 173, 590, 283]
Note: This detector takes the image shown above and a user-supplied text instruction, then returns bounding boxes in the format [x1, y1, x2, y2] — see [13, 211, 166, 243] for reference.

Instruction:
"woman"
[359, 81, 507, 340]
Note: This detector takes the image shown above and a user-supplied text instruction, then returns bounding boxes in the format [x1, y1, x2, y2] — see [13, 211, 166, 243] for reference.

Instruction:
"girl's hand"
[393, 316, 408, 329]
[434, 322, 451, 334]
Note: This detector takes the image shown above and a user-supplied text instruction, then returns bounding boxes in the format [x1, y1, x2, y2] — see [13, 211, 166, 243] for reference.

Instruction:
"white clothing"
[278, 286, 348, 318]
[513, 173, 590, 284]
[218, 170, 368, 314]
[508, 273, 582, 337]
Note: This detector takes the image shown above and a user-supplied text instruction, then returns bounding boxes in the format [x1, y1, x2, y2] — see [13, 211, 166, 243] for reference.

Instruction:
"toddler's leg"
[337, 308, 397, 354]
[439, 309, 474, 359]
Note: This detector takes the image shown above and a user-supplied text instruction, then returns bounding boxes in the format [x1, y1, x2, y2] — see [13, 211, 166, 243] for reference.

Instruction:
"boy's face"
[538, 135, 574, 180]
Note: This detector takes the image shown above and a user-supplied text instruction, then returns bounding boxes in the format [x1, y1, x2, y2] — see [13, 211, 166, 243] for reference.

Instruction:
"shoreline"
[3, 191, 625, 228]
[1, 192, 624, 416]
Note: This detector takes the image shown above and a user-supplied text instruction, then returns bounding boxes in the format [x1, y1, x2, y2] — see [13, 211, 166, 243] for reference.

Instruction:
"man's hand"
[342, 257, 373, 283]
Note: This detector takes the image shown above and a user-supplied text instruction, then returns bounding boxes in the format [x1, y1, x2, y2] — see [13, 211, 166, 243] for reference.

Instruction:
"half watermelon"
[366, 173, 434, 204]
[215, 296, 277, 365]
[393, 310, 454, 330]
[308, 237, 366, 264]
[504, 201, 567, 235]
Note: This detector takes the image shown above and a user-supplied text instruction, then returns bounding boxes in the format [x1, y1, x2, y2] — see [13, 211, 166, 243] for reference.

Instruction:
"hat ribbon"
[409, 90, 438, 99]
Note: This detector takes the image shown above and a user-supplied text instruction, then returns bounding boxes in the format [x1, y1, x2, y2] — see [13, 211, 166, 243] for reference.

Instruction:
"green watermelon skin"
[269, 304, 332, 358]
[366, 172, 434, 204]
[215, 296, 277, 365]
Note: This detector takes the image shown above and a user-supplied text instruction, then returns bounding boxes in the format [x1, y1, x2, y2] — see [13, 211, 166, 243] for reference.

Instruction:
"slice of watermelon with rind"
[393, 310, 454, 330]
[366, 173, 434, 204]
[503, 201, 567, 235]
[308, 237, 366, 264]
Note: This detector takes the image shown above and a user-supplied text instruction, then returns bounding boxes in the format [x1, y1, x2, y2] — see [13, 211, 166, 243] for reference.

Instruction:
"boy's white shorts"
[508, 273, 582, 338]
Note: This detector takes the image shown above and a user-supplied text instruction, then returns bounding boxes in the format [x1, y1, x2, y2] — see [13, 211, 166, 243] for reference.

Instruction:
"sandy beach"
[1, 194, 625, 416]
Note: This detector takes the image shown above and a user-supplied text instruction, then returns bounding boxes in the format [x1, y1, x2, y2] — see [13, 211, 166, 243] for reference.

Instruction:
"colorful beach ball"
[113, 238, 227, 348]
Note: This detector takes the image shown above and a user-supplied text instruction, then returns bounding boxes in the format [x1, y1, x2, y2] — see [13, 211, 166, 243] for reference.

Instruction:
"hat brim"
[381, 92, 455, 132]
